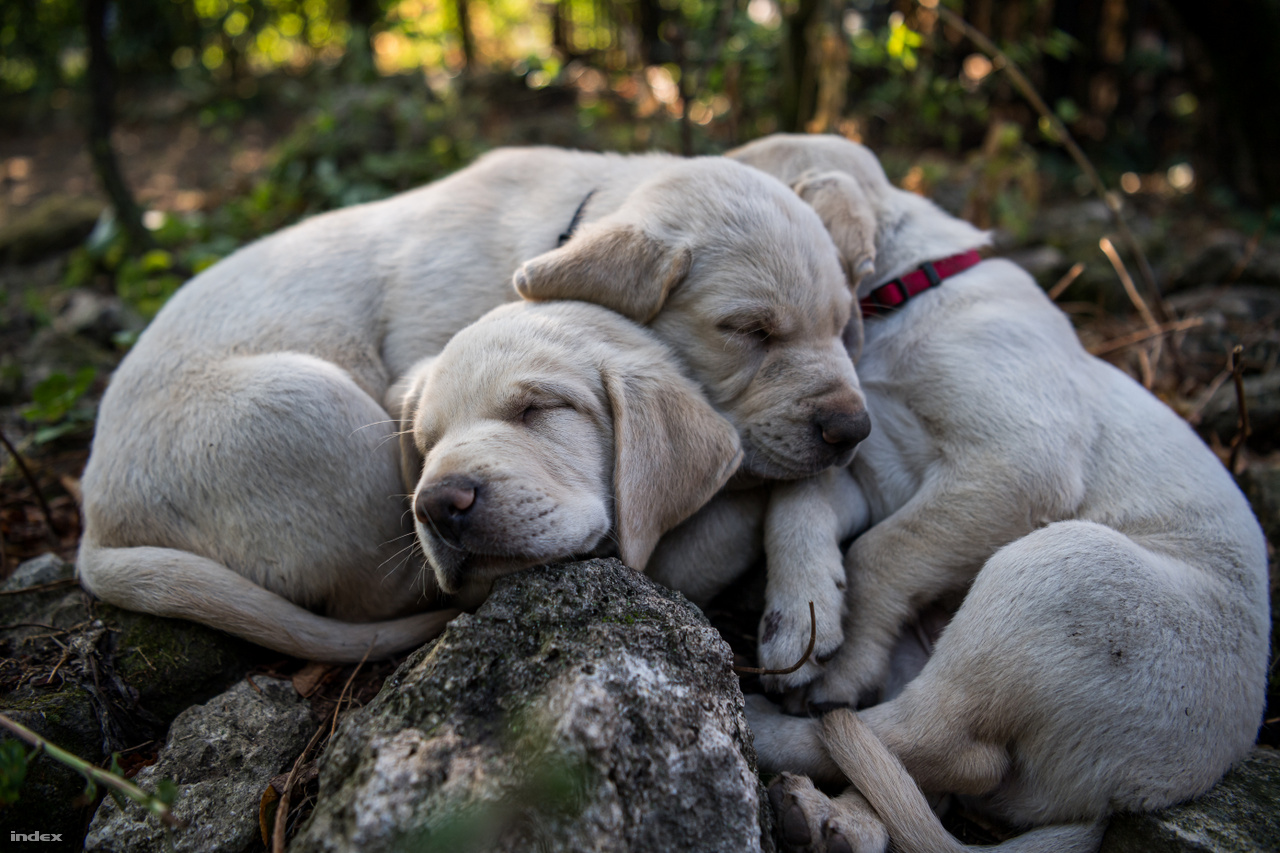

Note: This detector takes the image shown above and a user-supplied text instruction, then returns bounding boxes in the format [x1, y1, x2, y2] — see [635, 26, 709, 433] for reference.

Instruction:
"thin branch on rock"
[272, 642, 374, 853]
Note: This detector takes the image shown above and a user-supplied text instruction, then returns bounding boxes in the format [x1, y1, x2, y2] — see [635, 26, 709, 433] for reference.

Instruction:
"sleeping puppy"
[78, 146, 868, 661]
[728, 134, 1270, 852]
[393, 300, 742, 604]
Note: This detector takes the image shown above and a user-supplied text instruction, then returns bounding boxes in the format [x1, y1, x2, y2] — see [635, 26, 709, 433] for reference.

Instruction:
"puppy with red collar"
[728, 134, 1269, 853]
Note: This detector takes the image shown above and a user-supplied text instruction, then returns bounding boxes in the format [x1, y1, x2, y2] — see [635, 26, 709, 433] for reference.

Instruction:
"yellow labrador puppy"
[727, 135, 1269, 853]
[394, 299, 742, 603]
[78, 147, 866, 661]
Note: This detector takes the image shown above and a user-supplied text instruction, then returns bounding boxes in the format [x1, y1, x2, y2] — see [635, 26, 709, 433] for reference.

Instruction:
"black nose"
[415, 478, 480, 545]
[814, 409, 871, 454]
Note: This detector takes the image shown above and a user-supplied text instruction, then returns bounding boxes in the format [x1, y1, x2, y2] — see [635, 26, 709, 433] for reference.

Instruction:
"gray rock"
[1100, 748, 1280, 853]
[2, 552, 73, 590]
[0, 589, 268, 848]
[84, 677, 315, 853]
[51, 288, 141, 349]
[292, 559, 774, 853]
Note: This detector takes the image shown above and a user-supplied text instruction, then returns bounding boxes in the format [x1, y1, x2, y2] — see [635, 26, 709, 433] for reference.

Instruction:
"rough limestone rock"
[1100, 748, 1280, 853]
[84, 677, 315, 853]
[292, 559, 774, 853]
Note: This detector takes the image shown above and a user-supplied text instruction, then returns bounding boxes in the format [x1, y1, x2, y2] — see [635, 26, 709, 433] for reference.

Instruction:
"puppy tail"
[77, 543, 458, 662]
[820, 709, 1104, 853]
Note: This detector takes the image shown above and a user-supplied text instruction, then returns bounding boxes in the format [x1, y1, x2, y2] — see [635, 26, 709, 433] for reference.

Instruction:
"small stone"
[2, 552, 73, 591]
[84, 677, 315, 853]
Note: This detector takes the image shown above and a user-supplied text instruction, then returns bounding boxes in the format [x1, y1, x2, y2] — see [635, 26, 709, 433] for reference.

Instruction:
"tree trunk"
[345, 0, 380, 79]
[83, 0, 150, 252]
[780, 0, 821, 133]
[455, 0, 476, 70]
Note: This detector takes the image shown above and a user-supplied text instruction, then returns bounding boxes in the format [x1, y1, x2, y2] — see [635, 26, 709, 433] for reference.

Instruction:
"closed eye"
[718, 320, 773, 344]
[519, 399, 573, 424]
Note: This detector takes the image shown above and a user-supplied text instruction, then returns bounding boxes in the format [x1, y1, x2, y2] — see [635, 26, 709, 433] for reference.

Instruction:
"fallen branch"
[0, 712, 181, 827]
[0, 578, 79, 597]
[735, 602, 816, 676]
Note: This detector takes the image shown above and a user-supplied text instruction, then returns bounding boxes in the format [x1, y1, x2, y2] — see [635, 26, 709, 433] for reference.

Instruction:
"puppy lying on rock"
[729, 134, 1270, 853]
[393, 299, 743, 603]
[78, 145, 868, 661]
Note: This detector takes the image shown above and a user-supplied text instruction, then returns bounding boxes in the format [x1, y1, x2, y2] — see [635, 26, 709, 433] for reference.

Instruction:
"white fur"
[78, 146, 864, 661]
[730, 134, 1269, 852]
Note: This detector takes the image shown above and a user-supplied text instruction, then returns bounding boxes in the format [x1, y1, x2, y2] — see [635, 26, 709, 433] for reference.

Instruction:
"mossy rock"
[104, 605, 267, 723]
[1, 563, 267, 847]
[1239, 463, 1280, 746]
[1100, 748, 1280, 852]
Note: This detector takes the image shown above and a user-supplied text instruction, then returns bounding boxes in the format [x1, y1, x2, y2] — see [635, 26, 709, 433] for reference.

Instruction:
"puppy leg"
[645, 487, 766, 605]
[745, 694, 845, 783]
[807, 474, 1022, 707]
[768, 773, 889, 853]
[759, 468, 868, 689]
[82, 352, 433, 636]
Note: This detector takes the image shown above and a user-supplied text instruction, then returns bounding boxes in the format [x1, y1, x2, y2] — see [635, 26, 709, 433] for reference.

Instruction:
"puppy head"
[397, 301, 741, 599]
[728, 133, 989, 301]
[515, 158, 871, 481]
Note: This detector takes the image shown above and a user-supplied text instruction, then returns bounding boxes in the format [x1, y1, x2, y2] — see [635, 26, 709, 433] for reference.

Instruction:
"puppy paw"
[757, 594, 844, 691]
[803, 637, 894, 710]
[768, 774, 888, 853]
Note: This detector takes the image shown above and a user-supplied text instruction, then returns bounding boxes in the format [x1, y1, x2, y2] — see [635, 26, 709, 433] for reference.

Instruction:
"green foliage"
[0, 739, 30, 806]
[262, 83, 480, 215]
[116, 250, 183, 321]
[21, 368, 98, 445]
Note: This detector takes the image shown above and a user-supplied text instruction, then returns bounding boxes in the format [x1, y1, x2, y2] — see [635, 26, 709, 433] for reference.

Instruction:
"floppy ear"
[602, 361, 742, 571]
[792, 170, 878, 287]
[385, 358, 436, 492]
[514, 224, 692, 324]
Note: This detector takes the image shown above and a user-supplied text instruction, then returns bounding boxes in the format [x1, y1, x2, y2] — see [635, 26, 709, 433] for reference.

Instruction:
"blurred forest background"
[1, 0, 1279, 578]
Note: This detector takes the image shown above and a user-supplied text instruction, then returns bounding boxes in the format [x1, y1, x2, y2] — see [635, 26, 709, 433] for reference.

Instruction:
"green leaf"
[154, 777, 178, 807]
[21, 367, 97, 424]
[0, 740, 28, 806]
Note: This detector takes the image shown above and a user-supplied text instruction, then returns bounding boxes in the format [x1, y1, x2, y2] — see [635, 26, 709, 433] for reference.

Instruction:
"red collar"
[859, 250, 983, 317]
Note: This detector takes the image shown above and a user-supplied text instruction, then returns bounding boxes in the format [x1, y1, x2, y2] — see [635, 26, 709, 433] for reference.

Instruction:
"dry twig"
[1088, 317, 1204, 357]
[735, 602, 817, 676]
[0, 427, 59, 541]
[1228, 345, 1251, 473]
[1047, 262, 1085, 301]
[0, 578, 78, 596]
[272, 643, 375, 853]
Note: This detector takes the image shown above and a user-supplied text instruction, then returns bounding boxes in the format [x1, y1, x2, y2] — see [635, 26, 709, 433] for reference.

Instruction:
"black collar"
[557, 189, 597, 247]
